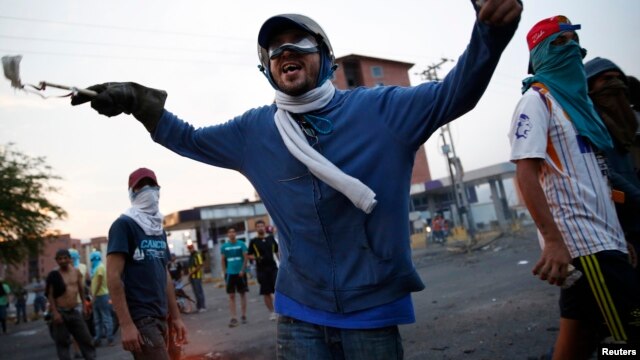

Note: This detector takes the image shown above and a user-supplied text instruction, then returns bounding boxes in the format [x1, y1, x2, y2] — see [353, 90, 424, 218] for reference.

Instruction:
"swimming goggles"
[268, 35, 319, 59]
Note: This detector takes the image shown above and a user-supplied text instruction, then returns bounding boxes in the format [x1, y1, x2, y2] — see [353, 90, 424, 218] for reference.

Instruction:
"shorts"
[257, 268, 278, 295]
[560, 250, 640, 344]
[226, 274, 248, 294]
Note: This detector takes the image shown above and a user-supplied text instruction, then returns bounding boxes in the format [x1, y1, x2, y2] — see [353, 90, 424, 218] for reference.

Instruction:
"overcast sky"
[1, 0, 638, 240]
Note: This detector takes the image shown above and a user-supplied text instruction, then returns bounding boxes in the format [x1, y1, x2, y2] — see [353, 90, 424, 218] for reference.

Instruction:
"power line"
[0, 34, 252, 56]
[0, 48, 256, 67]
[0, 15, 252, 42]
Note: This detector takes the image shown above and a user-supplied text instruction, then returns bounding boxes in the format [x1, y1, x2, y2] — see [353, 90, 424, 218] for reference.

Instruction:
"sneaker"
[269, 312, 277, 321]
[93, 339, 102, 347]
[228, 318, 239, 328]
[241, 316, 247, 324]
[198, 308, 207, 313]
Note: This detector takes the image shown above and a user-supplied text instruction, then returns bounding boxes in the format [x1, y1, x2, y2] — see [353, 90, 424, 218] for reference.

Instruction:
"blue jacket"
[153, 19, 517, 313]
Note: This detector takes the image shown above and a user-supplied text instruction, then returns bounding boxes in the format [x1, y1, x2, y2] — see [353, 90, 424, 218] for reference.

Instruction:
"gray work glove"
[71, 82, 167, 133]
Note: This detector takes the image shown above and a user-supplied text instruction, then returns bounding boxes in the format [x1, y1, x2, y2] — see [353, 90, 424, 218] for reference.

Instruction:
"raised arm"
[476, 0, 522, 26]
[386, 0, 522, 148]
[70, 82, 247, 171]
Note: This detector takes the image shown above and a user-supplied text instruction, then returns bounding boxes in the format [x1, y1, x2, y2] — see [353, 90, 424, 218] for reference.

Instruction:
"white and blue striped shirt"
[509, 84, 626, 258]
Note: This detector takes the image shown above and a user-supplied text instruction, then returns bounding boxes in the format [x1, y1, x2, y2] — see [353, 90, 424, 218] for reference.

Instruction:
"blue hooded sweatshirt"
[152, 15, 517, 314]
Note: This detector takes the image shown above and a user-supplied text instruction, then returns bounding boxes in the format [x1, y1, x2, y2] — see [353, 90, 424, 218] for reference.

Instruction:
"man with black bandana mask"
[585, 57, 640, 279]
[73, 1, 522, 358]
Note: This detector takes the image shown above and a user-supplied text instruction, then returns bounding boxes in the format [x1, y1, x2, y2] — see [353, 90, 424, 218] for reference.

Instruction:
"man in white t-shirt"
[509, 15, 639, 358]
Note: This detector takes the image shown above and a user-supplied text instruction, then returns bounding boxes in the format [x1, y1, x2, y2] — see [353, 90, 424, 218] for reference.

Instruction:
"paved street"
[0, 225, 560, 359]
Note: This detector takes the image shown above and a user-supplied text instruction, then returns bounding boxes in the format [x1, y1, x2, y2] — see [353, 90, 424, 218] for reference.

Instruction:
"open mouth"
[282, 63, 302, 73]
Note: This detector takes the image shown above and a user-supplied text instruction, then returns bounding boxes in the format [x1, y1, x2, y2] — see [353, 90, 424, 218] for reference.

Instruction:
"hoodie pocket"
[287, 227, 331, 289]
[327, 213, 394, 289]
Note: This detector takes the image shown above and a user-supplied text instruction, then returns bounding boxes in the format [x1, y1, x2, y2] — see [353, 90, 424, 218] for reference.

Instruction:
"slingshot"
[2, 55, 97, 98]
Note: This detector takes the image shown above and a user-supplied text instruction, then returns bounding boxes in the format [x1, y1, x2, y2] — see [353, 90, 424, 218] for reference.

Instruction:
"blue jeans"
[190, 278, 206, 310]
[15, 302, 27, 323]
[34, 295, 47, 314]
[276, 315, 404, 360]
[92, 294, 114, 342]
[133, 317, 169, 360]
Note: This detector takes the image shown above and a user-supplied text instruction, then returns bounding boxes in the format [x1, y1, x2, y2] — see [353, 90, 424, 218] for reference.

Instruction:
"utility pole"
[439, 130, 460, 226]
[416, 57, 454, 82]
[420, 58, 476, 238]
[440, 125, 476, 237]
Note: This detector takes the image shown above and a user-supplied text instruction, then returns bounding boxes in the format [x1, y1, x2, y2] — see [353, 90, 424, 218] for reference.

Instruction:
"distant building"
[163, 200, 271, 254]
[1, 234, 81, 286]
[332, 54, 414, 89]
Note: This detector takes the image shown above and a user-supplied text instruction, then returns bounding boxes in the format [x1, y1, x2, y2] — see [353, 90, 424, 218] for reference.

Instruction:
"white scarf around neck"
[274, 81, 377, 213]
[123, 187, 164, 236]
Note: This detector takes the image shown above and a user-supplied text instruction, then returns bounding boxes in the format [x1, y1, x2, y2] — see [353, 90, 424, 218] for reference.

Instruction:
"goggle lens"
[268, 36, 319, 59]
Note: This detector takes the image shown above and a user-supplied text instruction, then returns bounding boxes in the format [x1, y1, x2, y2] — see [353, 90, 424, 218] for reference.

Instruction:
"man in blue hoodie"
[72, 1, 521, 358]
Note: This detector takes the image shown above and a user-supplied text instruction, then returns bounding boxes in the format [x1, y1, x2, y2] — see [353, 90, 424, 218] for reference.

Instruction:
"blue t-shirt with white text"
[107, 215, 170, 321]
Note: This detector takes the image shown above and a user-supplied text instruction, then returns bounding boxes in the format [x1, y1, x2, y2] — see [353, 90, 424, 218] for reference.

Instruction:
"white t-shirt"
[509, 84, 626, 258]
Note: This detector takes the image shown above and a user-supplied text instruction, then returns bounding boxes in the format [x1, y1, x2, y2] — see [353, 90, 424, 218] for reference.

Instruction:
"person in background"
[68, 248, 89, 359]
[186, 244, 206, 313]
[509, 15, 640, 358]
[46, 249, 96, 360]
[72, 2, 522, 357]
[625, 75, 640, 175]
[106, 168, 186, 359]
[221, 227, 249, 328]
[14, 286, 28, 324]
[248, 220, 279, 321]
[69, 249, 88, 288]
[585, 57, 640, 278]
[89, 250, 114, 347]
[168, 254, 184, 283]
[432, 214, 445, 244]
[0, 278, 10, 335]
[33, 278, 48, 319]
